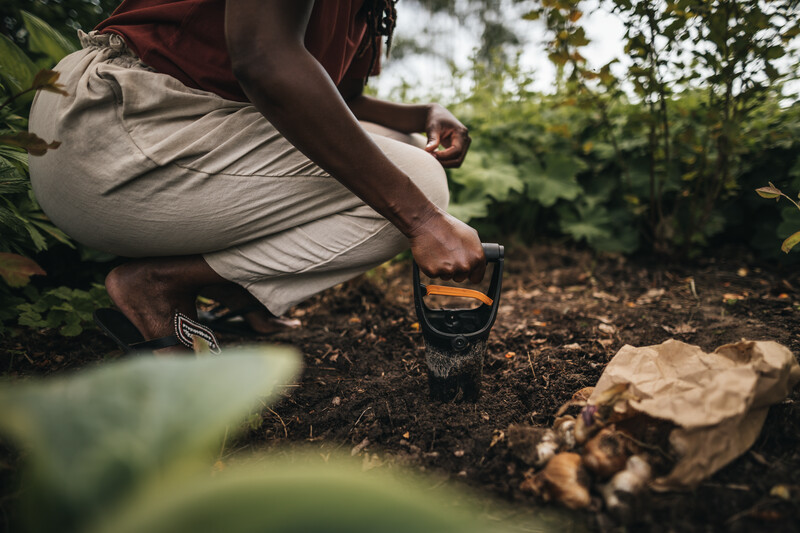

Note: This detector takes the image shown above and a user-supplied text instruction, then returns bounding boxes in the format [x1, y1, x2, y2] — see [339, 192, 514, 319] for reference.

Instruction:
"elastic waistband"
[79, 30, 132, 53]
[78, 30, 151, 70]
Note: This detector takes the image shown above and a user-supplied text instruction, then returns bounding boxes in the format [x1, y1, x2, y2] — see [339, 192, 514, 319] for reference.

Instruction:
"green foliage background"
[427, 0, 800, 259]
[445, 63, 800, 257]
[0, 9, 112, 337]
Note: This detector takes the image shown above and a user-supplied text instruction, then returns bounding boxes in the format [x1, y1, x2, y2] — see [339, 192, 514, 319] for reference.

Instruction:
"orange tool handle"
[424, 285, 494, 306]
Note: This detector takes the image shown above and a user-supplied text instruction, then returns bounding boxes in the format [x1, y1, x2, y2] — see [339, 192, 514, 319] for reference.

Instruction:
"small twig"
[689, 278, 699, 300]
[266, 406, 288, 439]
[526, 351, 536, 381]
[778, 192, 800, 212]
[349, 407, 372, 434]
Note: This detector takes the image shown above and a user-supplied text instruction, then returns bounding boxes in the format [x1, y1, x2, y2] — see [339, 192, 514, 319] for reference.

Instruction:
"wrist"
[396, 201, 441, 239]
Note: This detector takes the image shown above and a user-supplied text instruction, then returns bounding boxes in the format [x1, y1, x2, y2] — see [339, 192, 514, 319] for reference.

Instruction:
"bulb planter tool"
[412, 243, 504, 402]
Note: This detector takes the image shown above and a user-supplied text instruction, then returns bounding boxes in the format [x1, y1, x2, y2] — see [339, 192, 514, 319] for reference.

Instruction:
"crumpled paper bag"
[590, 339, 800, 490]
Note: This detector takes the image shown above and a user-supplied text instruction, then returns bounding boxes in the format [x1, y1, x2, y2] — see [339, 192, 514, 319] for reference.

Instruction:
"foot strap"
[172, 312, 221, 353]
[95, 308, 221, 354]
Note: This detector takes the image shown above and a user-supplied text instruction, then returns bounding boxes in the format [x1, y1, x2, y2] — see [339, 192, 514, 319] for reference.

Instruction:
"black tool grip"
[481, 243, 504, 262]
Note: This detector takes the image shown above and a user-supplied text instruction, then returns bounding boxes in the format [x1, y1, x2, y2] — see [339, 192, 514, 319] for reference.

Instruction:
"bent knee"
[408, 151, 449, 210]
[372, 134, 450, 211]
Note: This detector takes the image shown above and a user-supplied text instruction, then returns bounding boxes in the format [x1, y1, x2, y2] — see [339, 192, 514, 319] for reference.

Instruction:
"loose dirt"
[2, 243, 799, 532]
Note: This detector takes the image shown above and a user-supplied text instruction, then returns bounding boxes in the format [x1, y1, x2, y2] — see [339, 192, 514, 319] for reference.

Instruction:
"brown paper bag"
[590, 339, 800, 490]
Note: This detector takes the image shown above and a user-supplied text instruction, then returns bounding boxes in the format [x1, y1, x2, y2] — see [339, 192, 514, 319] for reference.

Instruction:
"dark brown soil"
[2, 243, 799, 532]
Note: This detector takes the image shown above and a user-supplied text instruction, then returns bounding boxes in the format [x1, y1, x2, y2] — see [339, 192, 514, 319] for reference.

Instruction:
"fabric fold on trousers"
[28, 31, 449, 316]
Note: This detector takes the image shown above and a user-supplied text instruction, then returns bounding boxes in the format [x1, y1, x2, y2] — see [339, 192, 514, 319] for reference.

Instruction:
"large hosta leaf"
[450, 150, 523, 203]
[0, 348, 301, 532]
[92, 457, 515, 533]
[522, 153, 585, 207]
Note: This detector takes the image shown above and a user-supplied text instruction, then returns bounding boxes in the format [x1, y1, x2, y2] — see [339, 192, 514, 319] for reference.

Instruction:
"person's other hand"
[408, 208, 485, 284]
[424, 103, 471, 168]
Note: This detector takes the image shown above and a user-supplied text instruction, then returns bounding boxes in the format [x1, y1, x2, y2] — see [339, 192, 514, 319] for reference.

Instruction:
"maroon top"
[96, 0, 380, 101]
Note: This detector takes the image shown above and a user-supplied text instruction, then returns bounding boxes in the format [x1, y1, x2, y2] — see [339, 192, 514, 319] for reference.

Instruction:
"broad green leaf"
[93, 457, 520, 533]
[448, 199, 489, 221]
[21, 11, 77, 64]
[0, 251, 45, 287]
[59, 319, 83, 337]
[782, 230, 800, 253]
[451, 151, 523, 203]
[0, 34, 38, 97]
[0, 348, 301, 533]
[522, 154, 585, 207]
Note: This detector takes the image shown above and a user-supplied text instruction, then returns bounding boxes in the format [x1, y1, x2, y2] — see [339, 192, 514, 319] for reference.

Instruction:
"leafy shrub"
[0, 12, 116, 336]
[0, 347, 527, 533]
[438, 1, 800, 258]
[16, 283, 112, 336]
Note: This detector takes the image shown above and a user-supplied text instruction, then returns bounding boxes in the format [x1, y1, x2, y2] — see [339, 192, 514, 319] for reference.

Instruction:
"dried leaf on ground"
[636, 288, 666, 305]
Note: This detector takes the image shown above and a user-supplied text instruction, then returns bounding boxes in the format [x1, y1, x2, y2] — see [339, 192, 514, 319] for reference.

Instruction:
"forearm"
[347, 94, 432, 134]
[233, 50, 438, 237]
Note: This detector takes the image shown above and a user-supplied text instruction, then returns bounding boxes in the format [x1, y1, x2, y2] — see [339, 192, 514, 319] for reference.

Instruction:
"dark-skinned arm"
[225, 0, 484, 282]
[339, 78, 472, 168]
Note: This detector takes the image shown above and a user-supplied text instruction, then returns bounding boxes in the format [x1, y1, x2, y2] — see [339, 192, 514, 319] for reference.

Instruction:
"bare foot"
[105, 261, 197, 352]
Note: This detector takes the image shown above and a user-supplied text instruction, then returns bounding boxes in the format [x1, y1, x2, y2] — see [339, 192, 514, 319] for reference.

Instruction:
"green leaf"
[93, 457, 511, 533]
[29, 219, 75, 248]
[20, 11, 77, 64]
[0, 348, 302, 533]
[522, 10, 541, 21]
[59, 319, 83, 337]
[451, 151, 523, 203]
[447, 199, 489, 221]
[0, 252, 45, 287]
[0, 145, 29, 168]
[0, 34, 39, 97]
[782, 230, 800, 253]
[522, 154, 585, 207]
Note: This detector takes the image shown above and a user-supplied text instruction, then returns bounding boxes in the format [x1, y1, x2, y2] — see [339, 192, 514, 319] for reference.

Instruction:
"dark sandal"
[94, 308, 221, 354]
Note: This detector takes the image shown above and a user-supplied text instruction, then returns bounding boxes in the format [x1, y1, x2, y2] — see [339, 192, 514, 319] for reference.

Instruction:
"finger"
[452, 270, 468, 283]
[425, 131, 440, 153]
[468, 259, 487, 285]
[436, 133, 471, 167]
[433, 144, 461, 160]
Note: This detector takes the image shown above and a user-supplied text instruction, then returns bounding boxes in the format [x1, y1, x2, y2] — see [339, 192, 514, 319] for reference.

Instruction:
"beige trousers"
[29, 32, 448, 316]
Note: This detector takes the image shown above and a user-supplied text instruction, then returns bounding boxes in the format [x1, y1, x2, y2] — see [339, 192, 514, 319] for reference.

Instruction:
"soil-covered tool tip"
[412, 243, 504, 402]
